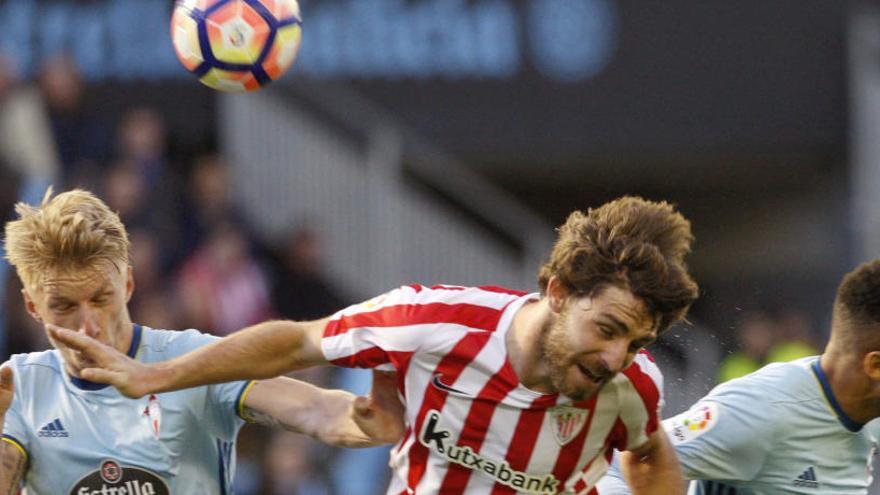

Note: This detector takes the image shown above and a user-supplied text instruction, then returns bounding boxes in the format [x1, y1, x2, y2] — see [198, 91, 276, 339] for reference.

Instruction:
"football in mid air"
[171, 0, 302, 92]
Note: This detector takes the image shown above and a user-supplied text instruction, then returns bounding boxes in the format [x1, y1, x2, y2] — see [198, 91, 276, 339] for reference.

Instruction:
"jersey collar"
[69, 324, 142, 391]
[811, 357, 864, 432]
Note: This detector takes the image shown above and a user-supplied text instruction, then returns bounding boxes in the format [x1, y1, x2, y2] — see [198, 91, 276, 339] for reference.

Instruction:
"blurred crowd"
[0, 52, 392, 495]
[0, 52, 826, 494]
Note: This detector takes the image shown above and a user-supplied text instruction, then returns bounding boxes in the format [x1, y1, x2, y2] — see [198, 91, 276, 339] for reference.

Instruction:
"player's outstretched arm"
[620, 429, 686, 495]
[48, 318, 330, 398]
[0, 366, 26, 492]
[241, 371, 406, 448]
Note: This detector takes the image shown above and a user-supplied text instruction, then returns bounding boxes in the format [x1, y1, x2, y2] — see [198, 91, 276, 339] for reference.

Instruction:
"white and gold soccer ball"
[171, 0, 302, 92]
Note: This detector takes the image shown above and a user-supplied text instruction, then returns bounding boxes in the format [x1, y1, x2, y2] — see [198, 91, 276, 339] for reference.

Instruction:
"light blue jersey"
[597, 356, 880, 494]
[1, 325, 252, 495]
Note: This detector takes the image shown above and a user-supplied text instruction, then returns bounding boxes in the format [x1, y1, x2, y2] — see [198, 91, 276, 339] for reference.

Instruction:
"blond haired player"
[55, 196, 699, 494]
[0, 188, 403, 494]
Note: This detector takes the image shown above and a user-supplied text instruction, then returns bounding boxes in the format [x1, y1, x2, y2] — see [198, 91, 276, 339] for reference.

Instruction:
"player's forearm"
[154, 320, 315, 393]
[622, 458, 684, 495]
[0, 432, 26, 494]
[621, 436, 686, 495]
[243, 378, 388, 448]
[312, 389, 381, 448]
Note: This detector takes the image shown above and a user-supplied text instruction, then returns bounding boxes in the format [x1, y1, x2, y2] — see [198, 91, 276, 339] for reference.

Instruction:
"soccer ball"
[171, 0, 302, 92]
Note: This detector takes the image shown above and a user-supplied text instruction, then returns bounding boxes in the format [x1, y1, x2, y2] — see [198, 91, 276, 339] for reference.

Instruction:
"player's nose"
[599, 339, 628, 375]
[77, 310, 101, 338]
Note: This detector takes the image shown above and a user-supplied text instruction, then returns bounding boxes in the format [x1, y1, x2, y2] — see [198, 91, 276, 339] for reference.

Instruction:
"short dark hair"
[835, 259, 880, 328]
[537, 196, 699, 333]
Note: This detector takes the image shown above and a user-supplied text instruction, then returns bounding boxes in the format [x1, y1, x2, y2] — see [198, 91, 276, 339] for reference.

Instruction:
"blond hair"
[4, 187, 130, 289]
[538, 196, 699, 333]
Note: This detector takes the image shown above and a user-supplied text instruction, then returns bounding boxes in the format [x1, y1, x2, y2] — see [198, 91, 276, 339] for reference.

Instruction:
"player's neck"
[116, 319, 135, 355]
[820, 352, 880, 425]
[506, 299, 555, 393]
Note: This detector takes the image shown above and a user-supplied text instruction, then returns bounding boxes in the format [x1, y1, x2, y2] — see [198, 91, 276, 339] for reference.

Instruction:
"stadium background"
[1, 0, 879, 492]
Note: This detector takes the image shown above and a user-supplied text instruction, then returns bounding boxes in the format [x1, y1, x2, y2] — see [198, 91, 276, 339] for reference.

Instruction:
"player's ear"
[125, 265, 135, 303]
[546, 276, 570, 314]
[21, 288, 41, 323]
[863, 351, 880, 382]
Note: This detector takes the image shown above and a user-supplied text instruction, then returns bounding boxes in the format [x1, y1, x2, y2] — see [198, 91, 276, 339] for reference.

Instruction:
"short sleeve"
[614, 351, 664, 451]
[320, 286, 431, 371]
[321, 284, 523, 371]
[664, 380, 775, 482]
[164, 330, 251, 439]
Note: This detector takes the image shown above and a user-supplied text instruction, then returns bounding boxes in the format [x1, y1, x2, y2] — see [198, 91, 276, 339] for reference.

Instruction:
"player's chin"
[561, 378, 600, 402]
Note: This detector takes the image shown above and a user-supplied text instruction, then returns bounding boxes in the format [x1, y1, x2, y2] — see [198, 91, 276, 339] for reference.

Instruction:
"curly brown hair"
[537, 196, 699, 333]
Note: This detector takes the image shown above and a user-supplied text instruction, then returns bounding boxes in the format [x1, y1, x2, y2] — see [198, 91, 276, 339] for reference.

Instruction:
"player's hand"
[0, 366, 14, 417]
[46, 324, 157, 399]
[351, 371, 406, 444]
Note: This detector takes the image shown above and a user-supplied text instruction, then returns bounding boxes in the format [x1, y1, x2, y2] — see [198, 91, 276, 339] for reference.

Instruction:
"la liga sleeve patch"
[665, 401, 720, 445]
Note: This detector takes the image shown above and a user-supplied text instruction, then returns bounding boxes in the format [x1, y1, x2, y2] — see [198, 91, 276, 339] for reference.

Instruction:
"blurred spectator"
[180, 152, 266, 258]
[176, 221, 274, 335]
[104, 162, 147, 221]
[128, 228, 179, 331]
[0, 53, 59, 184]
[766, 308, 820, 364]
[37, 53, 110, 186]
[262, 431, 332, 495]
[103, 160, 184, 273]
[115, 107, 173, 189]
[717, 310, 775, 383]
[271, 226, 346, 321]
[181, 153, 236, 248]
[233, 425, 269, 495]
[103, 105, 189, 271]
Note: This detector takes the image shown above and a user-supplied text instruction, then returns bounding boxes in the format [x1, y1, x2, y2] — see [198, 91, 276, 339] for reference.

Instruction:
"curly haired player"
[54, 196, 699, 494]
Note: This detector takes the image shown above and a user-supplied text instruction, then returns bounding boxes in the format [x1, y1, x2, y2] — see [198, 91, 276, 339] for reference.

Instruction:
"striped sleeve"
[613, 351, 663, 451]
[321, 285, 522, 371]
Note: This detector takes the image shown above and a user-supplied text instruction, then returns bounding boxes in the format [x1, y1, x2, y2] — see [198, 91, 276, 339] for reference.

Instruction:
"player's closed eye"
[50, 302, 76, 313]
[629, 338, 654, 353]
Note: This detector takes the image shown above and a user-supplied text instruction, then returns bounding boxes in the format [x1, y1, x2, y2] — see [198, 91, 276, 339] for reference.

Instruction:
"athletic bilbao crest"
[548, 405, 589, 446]
[70, 459, 170, 495]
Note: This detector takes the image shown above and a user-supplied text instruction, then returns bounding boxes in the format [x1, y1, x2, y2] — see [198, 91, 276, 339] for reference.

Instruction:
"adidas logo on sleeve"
[793, 466, 819, 488]
[37, 418, 69, 438]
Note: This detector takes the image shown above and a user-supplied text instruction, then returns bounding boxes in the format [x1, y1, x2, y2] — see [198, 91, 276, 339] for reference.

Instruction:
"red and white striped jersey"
[322, 285, 664, 495]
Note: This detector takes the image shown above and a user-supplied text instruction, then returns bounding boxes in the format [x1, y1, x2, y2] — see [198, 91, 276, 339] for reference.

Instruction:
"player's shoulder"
[392, 284, 528, 308]
[709, 356, 819, 404]
[7, 349, 64, 377]
[663, 361, 815, 446]
[5, 350, 66, 399]
[619, 350, 664, 396]
[136, 326, 219, 361]
[330, 284, 531, 327]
